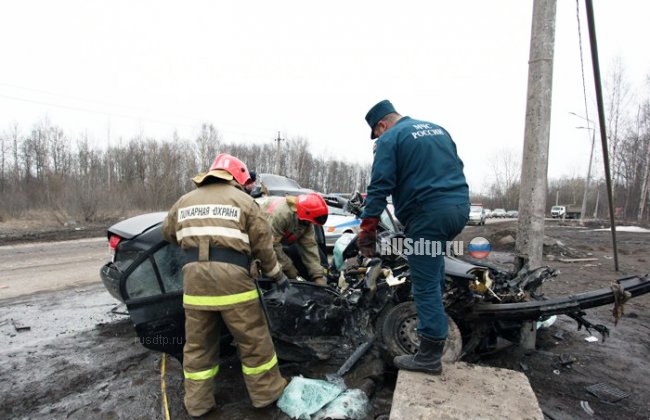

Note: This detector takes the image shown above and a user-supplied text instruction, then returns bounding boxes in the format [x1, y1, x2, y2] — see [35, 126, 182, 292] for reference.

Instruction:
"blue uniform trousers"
[405, 203, 469, 340]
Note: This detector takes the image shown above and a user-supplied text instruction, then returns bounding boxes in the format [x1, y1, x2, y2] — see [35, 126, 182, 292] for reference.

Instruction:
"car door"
[119, 226, 186, 359]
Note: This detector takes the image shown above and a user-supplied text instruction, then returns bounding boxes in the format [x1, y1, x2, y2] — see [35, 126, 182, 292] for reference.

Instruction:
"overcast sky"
[1, 1, 649, 193]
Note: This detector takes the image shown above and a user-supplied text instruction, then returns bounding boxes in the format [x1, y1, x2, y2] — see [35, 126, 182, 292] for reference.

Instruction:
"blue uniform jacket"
[361, 116, 469, 226]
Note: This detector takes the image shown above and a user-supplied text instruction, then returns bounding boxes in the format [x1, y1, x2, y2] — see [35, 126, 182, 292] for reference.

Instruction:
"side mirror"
[345, 191, 364, 216]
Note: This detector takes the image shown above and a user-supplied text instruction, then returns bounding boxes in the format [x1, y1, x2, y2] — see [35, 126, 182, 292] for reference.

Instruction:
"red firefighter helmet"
[193, 153, 251, 186]
[296, 193, 329, 225]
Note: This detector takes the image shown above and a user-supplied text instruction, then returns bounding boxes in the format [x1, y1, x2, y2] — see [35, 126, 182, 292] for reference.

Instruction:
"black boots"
[393, 335, 445, 375]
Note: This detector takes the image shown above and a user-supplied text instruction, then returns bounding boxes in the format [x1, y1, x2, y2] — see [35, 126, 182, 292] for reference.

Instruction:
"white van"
[551, 206, 566, 218]
[468, 204, 486, 225]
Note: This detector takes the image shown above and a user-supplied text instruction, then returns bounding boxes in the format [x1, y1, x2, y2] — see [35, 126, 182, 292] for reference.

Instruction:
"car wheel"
[377, 301, 462, 365]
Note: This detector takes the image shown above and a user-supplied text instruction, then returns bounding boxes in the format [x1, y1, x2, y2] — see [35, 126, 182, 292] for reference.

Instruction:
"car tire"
[377, 301, 462, 365]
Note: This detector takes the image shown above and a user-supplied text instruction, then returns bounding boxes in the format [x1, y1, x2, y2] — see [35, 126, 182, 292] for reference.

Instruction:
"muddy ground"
[0, 219, 648, 419]
[0, 284, 392, 420]
[459, 220, 650, 420]
[0, 220, 110, 246]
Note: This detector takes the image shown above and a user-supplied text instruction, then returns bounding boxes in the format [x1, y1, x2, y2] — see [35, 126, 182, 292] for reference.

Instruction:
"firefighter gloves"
[357, 217, 380, 258]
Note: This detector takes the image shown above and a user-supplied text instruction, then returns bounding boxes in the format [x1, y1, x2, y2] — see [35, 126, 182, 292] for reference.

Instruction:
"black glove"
[275, 273, 291, 293]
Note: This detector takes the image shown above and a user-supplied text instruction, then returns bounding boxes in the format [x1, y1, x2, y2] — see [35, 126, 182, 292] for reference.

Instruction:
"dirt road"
[0, 237, 107, 300]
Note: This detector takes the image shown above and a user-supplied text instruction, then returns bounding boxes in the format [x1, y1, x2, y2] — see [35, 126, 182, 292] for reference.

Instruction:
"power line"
[0, 91, 278, 142]
[576, 0, 592, 129]
[0, 92, 198, 129]
[0, 82, 139, 112]
[0, 82, 283, 137]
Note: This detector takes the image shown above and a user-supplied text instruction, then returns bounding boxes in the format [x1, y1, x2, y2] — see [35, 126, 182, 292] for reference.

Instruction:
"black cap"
[365, 99, 396, 139]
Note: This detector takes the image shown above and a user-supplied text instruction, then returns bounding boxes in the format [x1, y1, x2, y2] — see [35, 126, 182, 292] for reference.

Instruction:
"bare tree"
[0, 130, 6, 192]
[489, 148, 521, 208]
[605, 58, 632, 201]
[10, 122, 20, 181]
[195, 123, 221, 170]
[636, 100, 650, 221]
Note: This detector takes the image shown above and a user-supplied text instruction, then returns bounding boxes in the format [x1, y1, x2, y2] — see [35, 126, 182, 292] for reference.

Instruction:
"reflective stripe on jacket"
[162, 180, 281, 310]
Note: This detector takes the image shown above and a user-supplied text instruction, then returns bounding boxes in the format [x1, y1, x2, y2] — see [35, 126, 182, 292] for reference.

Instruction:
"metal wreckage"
[101, 193, 650, 373]
[263, 193, 650, 368]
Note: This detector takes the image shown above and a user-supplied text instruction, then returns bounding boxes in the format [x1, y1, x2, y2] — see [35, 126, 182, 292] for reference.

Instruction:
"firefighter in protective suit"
[258, 194, 329, 285]
[162, 153, 289, 417]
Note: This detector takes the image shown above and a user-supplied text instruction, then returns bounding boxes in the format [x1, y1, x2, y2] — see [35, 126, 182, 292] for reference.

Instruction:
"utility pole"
[274, 131, 284, 174]
[570, 112, 597, 224]
[516, 0, 557, 272]
[575, 125, 596, 222]
[581, 127, 596, 222]
[585, 0, 619, 271]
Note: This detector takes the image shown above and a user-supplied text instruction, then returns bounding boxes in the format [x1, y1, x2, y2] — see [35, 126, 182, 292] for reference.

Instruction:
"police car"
[319, 194, 360, 248]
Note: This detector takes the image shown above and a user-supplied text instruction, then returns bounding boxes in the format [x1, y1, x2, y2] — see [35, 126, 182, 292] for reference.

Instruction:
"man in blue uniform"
[359, 99, 469, 375]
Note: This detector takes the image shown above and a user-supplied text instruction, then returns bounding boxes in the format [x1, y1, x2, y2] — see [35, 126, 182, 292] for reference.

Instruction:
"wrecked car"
[99, 193, 650, 366]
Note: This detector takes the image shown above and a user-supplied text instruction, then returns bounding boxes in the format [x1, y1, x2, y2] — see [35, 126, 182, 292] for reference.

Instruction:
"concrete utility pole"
[516, 0, 557, 271]
[570, 112, 597, 224]
[274, 131, 284, 174]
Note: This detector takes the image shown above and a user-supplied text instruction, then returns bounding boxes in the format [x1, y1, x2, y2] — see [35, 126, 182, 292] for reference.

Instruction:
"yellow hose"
[161, 353, 171, 420]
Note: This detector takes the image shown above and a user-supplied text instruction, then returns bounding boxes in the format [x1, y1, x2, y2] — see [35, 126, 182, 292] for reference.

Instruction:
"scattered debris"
[313, 389, 370, 420]
[559, 354, 576, 367]
[552, 331, 565, 341]
[12, 319, 31, 332]
[558, 258, 599, 263]
[585, 336, 599, 343]
[568, 312, 609, 340]
[585, 382, 630, 403]
[277, 376, 345, 419]
[498, 235, 516, 246]
[611, 284, 632, 326]
[580, 400, 595, 416]
[110, 303, 130, 316]
[536, 315, 557, 330]
[335, 338, 375, 377]
[519, 362, 529, 372]
[553, 370, 561, 375]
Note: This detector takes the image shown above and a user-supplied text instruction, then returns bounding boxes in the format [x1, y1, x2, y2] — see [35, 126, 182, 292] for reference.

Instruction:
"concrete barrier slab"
[390, 362, 543, 420]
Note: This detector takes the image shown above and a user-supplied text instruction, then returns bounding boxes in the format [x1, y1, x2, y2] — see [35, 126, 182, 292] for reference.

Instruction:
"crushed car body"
[99, 192, 650, 365]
